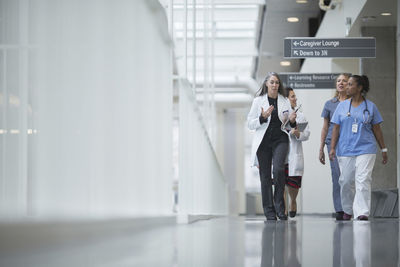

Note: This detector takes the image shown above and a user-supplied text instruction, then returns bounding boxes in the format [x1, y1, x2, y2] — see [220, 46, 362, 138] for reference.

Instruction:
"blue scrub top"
[321, 97, 340, 143]
[331, 99, 383, 157]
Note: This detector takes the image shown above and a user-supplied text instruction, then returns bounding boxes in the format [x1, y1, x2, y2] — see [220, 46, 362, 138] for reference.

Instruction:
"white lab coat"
[247, 94, 293, 167]
[287, 110, 310, 176]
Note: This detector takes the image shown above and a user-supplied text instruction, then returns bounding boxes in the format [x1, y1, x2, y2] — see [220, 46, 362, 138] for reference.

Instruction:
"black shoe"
[277, 214, 288, 221]
[289, 211, 296, 218]
[357, 215, 368, 221]
[266, 213, 277, 221]
[342, 212, 352, 221]
[336, 211, 344, 221]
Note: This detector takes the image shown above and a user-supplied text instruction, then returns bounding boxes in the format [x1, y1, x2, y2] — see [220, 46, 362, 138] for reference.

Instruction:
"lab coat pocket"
[293, 154, 304, 174]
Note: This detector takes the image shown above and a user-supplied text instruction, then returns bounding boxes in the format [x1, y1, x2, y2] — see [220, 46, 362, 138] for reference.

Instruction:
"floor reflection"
[257, 217, 399, 267]
[287, 222, 301, 267]
[0, 216, 399, 267]
[333, 222, 355, 266]
[333, 220, 399, 267]
[353, 222, 371, 267]
[261, 221, 300, 267]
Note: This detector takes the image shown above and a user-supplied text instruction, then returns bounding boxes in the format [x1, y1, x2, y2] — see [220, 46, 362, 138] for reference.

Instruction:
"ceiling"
[255, 0, 322, 82]
[255, 0, 398, 82]
[170, 0, 397, 96]
[172, 0, 323, 95]
[173, 0, 264, 83]
[351, 0, 397, 34]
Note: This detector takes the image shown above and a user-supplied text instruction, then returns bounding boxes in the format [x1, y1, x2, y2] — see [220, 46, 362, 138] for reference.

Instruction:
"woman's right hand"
[329, 148, 336, 161]
[382, 152, 388, 164]
[319, 149, 325, 165]
[261, 106, 274, 119]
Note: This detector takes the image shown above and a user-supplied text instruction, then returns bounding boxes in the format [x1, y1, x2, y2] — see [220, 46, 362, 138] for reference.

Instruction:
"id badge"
[352, 123, 358, 133]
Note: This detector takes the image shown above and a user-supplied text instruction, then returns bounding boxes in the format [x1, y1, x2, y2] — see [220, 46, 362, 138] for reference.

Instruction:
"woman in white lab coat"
[285, 88, 310, 218]
[247, 72, 297, 221]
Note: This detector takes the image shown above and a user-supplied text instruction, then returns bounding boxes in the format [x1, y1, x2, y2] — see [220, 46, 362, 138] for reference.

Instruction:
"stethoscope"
[347, 97, 370, 124]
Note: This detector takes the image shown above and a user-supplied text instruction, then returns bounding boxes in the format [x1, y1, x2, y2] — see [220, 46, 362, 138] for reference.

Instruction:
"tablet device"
[297, 121, 308, 132]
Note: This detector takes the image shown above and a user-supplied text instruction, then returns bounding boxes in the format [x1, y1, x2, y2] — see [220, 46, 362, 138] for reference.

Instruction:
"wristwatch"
[381, 148, 388, 153]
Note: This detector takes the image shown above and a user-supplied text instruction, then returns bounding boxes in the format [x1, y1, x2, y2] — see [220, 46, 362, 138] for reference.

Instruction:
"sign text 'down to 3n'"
[284, 37, 376, 58]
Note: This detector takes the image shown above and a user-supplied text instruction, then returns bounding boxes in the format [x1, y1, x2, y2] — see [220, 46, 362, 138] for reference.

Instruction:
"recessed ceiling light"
[381, 12, 392, 16]
[280, 61, 291, 66]
[287, 17, 299, 23]
[296, 0, 308, 3]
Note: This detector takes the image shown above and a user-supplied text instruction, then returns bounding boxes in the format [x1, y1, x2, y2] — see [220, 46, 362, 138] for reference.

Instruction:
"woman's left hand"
[382, 152, 388, 164]
[291, 128, 300, 138]
[289, 112, 297, 123]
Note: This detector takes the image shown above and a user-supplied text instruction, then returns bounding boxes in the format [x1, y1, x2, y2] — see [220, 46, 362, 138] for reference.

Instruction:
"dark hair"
[255, 72, 286, 97]
[286, 87, 293, 98]
[350, 75, 370, 95]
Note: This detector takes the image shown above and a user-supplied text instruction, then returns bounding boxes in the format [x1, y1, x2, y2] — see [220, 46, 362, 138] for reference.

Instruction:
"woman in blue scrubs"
[329, 75, 388, 221]
[319, 73, 350, 220]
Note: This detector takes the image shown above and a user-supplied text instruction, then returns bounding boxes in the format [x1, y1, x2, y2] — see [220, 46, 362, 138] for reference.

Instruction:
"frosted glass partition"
[178, 79, 228, 219]
[0, 0, 173, 218]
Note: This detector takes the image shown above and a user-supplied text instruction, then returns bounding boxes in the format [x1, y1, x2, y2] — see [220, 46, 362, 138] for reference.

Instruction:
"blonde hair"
[334, 73, 351, 98]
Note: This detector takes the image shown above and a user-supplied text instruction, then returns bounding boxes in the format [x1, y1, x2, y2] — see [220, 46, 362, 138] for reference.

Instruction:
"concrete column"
[361, 26, 397, 190]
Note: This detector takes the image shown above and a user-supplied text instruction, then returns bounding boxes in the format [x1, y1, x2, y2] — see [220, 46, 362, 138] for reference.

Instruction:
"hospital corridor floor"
[0, 215, 398, 266]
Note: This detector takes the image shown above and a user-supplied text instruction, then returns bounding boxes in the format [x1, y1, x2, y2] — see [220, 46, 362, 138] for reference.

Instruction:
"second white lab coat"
[287, 109, 310, 176]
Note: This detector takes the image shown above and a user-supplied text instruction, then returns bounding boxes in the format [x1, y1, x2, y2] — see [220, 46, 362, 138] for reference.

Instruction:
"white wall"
[221, 108, 246, 215]
[0, 0, 173, 218]
[298, 0, 366, 213]
[178, 80, 229, 220]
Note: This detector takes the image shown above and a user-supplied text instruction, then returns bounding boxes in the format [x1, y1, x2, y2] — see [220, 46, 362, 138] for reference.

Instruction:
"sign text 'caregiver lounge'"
[284, 38, 376, 58]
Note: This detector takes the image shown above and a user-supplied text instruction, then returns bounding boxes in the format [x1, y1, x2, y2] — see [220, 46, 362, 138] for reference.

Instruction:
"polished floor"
[0, 215, 399, 266]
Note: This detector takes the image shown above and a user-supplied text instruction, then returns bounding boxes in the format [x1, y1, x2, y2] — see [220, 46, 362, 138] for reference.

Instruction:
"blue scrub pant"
[326, 142, 343, 212]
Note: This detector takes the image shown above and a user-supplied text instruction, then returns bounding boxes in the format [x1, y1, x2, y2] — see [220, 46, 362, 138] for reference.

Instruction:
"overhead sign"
[280, 73, 342, 90]
[284, 37, 376, 58]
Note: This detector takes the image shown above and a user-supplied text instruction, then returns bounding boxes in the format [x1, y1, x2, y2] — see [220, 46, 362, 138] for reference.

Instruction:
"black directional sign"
[284, 37, 376, 58]
[280, 73, 343, 90]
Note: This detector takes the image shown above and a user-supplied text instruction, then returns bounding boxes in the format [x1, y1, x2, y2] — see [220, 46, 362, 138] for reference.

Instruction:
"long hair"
[350, 75, 370, 96]
[334, 73, 351, 98]
[255, 72, 286, 97]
